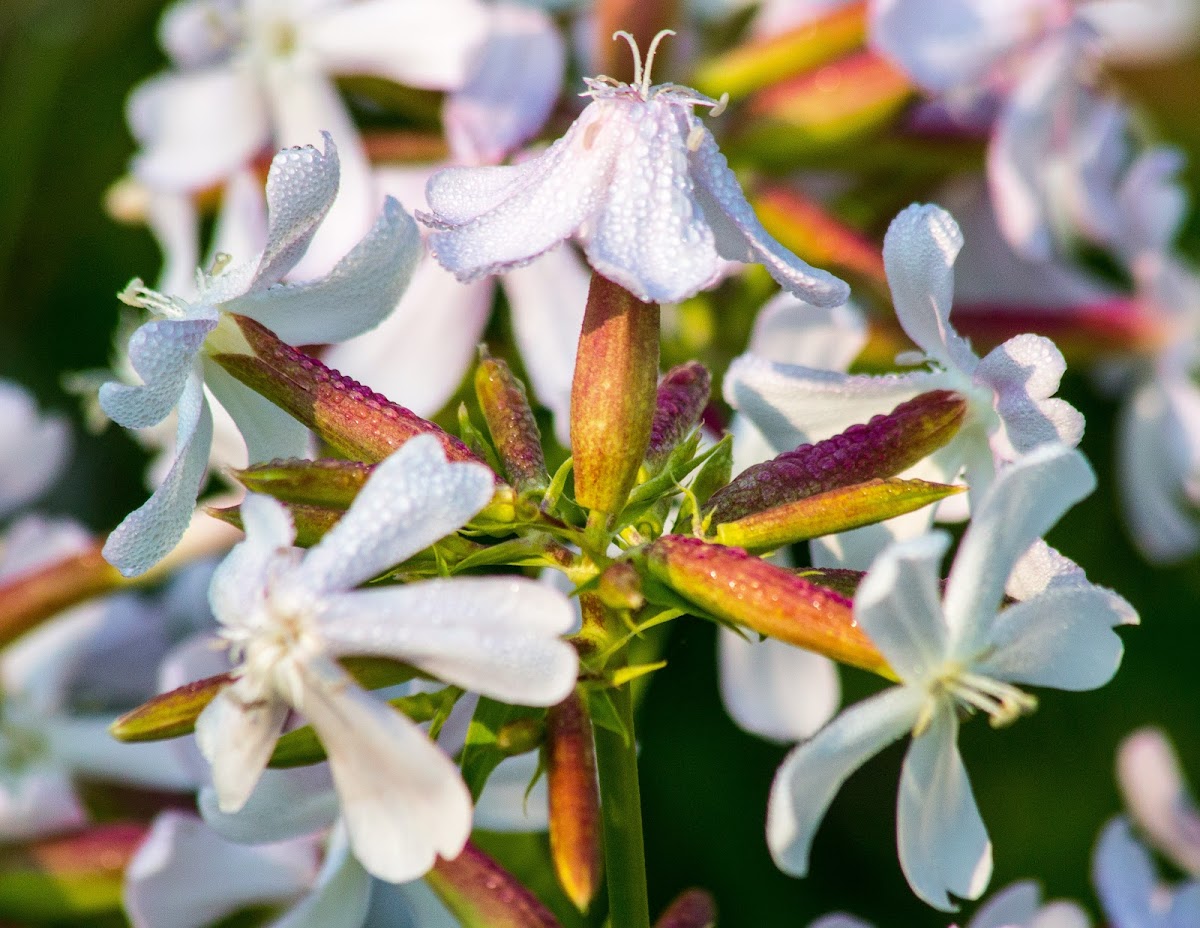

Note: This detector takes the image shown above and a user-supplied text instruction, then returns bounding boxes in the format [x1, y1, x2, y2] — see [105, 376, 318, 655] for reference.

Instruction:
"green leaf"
[459, 698, 545, 800]
[583, 686, 628, 748]
[610, 660, 667, 688]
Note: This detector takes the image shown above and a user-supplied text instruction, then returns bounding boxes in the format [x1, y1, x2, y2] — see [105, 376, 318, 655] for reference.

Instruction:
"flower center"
[117, 279, 190, 320]
[916, 665, 1037, 734]
[583, 30, 729, 118]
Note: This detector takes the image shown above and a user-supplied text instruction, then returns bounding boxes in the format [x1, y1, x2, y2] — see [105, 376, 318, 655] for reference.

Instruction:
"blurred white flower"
[0, 380, 71, 518]
[1117, 728, 1200, 878]
[1094, 818, 1200, 928]
[195, 435, 578, 881]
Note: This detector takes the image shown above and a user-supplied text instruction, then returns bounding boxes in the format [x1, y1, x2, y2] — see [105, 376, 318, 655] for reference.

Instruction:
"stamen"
[686, 125, 705, 152]
[641, 29, 677, 96]
[709, 91, 730, 119]
[946, 672, 1038, 728]
[611, 31, 643, 88]
[209, 252, 233, 276]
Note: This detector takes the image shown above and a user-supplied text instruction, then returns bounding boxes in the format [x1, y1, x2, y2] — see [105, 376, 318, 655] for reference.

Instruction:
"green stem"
[593, 679, 650, 928]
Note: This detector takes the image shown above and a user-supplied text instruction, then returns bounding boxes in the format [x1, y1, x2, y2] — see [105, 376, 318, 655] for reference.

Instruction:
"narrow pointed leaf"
[645, 362, 711, 475]
[545, 692, 602, 913]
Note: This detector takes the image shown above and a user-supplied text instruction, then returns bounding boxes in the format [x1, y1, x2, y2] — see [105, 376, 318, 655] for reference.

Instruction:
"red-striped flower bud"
[645, 362, 711, 475]
[475, 350, 549, 495]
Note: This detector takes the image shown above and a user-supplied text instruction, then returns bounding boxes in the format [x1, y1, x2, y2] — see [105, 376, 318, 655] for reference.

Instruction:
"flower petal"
[101, 318, 215, 429]
[473, 752, 550, 832]
[47, 716, 200, 791]
[146, 191, 201, 296]
[718, 628, 841, 743]
[1006, 539, 1138, 626]
[267, 825, 373, 928]
[1093, 817, 1158, 928]
[855, 532, 951, 682]
[444, 3, 565, 165]
[942, 444, 1095, 654]
[0, 382, 71, 517]
[157, 0, 240, 69]
[103, 372, 216, 577]
[209, 494, 296, 628]
[689, 129, 850, 307]
[297, 666, 472, 883]
[882, 203, 976, 372]
[210, 167, 268, 267]
[897, 701, 992, 910]
[0, 766, 87, 841]
[123, 810, 316, 928]
[203, 359, 313, 464]
[974, 586, 1128, 691]
[503, 244, 589, 446]
[748, 293, 868, 370]
[323, 258, 492, 417]
[967, 880, 1040, 928]
[300, 434, 494, 594]
[766, 686, 922, 876]
[230, 197, 421, 345]
[195, 680, 289, 815]
[302, 0, 491, 91]
[1117, 728, 1200, 878]
[317, 577, 578, 706]
[199, 766, 340, 846]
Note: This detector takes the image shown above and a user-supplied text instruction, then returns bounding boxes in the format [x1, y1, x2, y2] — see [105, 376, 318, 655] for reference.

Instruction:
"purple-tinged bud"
[706, 389, 966, 524]
[546, 692, 603, 913]
[110, 673, 232, 742]
[714, 478, 962, 553]
[475, 350, 549, 495]
[427, 841, 563, 928]
[642, 535, 891, 678]
[655, 889, 717, 928]
[645, 362, 712, 474]
[597, 561, 645, 611]
[235, 458, 372, 508]
[571, 275, 661, 518]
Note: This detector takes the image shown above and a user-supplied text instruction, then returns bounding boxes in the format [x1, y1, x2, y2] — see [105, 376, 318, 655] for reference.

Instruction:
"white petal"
[425, 103, 619, 283]
[882, 203, 976, 372]
[689, 129, 850, 307]
[942, 445, 1095, 655]
[808, 917, 874, 928]
[974, 586, 1128, 691]
[317, 577, 578, 706]
[101, 318, 215, 429]
[897, 701, 992, 910]
[1006, 539, 1138, 625]
[0, 766, 87, 841]
[367, 878, 459, 928]
[1085, 0, 1200, 64]
[303, 0, 491, 90]
[209, 494, 296, 628]
[230, 197, 421, 345]
[300, 435, 494, 594]
[1169, 883, 1200, 928]
[718, 628, 841, 742]
[48, 715, 200, 791]
[473, 752, 550, 832]
[210, 167, 268, 266]
[1117, 728, 1200, 878]
[146, 191, 201, 296]
[129, 64, 269, 192]
[444, 3, 565, 165]
[855, 532, 951, 682]
[723, 354, 939, 454]
[103, 372, 216, 577]
[1093, 817, 1158, 928]
[1028, 901, 1091, 928]
[748, 293, 867, 370]
[323, 258, 492, 417]
[967, 880, 1040, 928]
[123, 810, 317, 928]
[1115, 145, 1188, 261]
[766, 686, 923, 876]
[199, 766, 340, 846]
[195, 680, 290, 814]
[157, 0, 240, 69]
[204, 359, 313, 463]
[503, 244, 589, 446]
[297, 668, 472, 883]
[0, 382, 72, 517]
[267, 826, 373, 928]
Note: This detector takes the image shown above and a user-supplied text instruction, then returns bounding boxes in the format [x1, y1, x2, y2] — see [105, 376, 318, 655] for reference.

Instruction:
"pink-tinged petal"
[199, 766, 339, 846]
[748, 293, 867, 370]
[298, 666, 472, 883]
[766, 686, 923, 876]
[689, 129, 850, 307]
[103, 373, 216, 577]
[204, 360, 313, 464]
[1083, 0, 1200, 64]
[100, 318, 215, 429]
[0, 767, 87, 841]
[503, 245, 589, 446]
[855, 532, 950, 682]
[718, 628, 841, 742]
[123, 811, 317, 928]
[208, 494, 295, 628]
[444, 3, 565, 165]
[146, 191, 200, 296]
[195, 680, 289, 814]
[942, 445, 1095, 656]
[261, 67, 376, 282]
[974, 586, 1129, 690]
[0, 382, 71, 517]
[157, 0, 240, 69]
[1093, 817, 1158, 927]
[1118, 728, 1200, 877]
[1117, 146, 1188, 265]
[128, 64, 269, 192]
[300, 434, 493, 594]
[317, 577, 578, 706]
[323, 259, 492, 418]
[882, 203, 976, 372]
[230, 198, 421, 346]
[897, 701, 991, 910]
[425, 105, 620, 283]
[303, 0, 490, 90]
[267, 826, 373, 928]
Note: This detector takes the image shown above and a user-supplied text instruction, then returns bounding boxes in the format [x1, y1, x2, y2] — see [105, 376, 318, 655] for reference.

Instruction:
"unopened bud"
[645, 362, 711, 474]
[655, 889, 717, 928]
[597, 561, 645, 611]
[235, 458, 372, 508]
[475, 350, 549, 495]
[546, 693, 603, 912]
[496, 717, 546, 755]
[428, 841, 562, 928]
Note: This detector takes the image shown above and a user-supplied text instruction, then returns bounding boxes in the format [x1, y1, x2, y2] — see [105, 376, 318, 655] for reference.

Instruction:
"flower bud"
[645, 362, 711, 475]
[655, 889, 717, 928]
[496, 717, 546, 755]
[475, 350, 550, 495]
[546, 692, 603, 912]
[571, 275, 661, 517]
[597, 561, 645, 611]
[209, 500, 343, 547]
[234, 458, 372, 508]
[642, 535, 891, 677]
[427, 841, 562, 928]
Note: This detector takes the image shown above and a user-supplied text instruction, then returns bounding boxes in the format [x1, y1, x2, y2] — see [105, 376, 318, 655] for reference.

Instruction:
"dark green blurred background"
[2, 2, 1199, 925]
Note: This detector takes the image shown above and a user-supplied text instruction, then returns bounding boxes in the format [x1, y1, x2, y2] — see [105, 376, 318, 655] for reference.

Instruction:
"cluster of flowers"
[3, 0, 1199, 925]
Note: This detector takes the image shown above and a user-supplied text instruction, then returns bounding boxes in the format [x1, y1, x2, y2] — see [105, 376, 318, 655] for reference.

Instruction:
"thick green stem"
[593, 679, 650, 928]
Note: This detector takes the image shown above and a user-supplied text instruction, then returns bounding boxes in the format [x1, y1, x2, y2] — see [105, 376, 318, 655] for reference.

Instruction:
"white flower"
[1094, 818, 1200, 928]
[1117, 728, 1200, 878]
[0, 380, 71, 519]
[725, 203, 1083, 520]
[767, 445, 1135, 909]
[420, 30, 850, 306]
[100, 136, 420, 578]
[195, 435, 578, 882]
